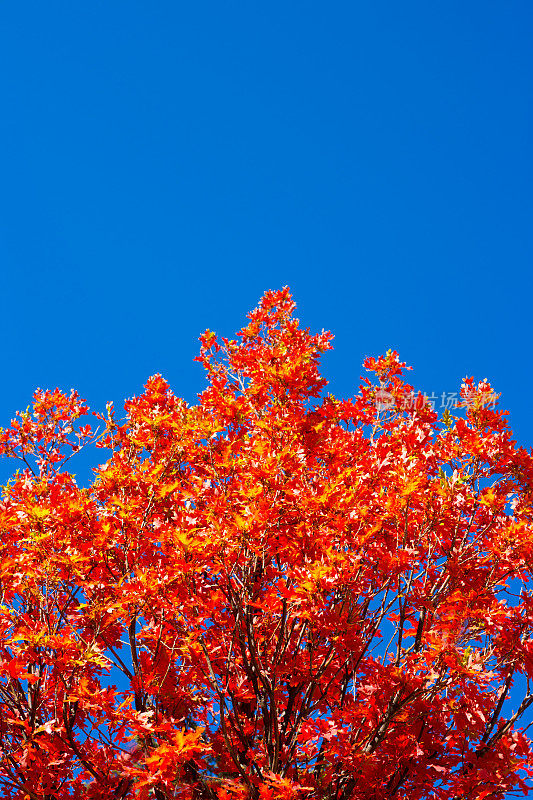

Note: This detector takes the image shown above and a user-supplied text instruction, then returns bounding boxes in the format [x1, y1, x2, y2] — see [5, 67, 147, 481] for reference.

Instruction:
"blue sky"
[1, 1, 532, 453]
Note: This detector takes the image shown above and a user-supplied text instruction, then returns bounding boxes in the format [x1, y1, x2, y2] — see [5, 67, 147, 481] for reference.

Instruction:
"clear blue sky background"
[1, 2, 532, 457]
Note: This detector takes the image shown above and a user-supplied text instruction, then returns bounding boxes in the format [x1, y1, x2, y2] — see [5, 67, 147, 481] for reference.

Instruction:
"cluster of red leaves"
[0, 288, 533, 800]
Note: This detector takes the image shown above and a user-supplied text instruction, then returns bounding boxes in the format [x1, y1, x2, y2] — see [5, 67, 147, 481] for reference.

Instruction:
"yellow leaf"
[401, 479, 421, 496]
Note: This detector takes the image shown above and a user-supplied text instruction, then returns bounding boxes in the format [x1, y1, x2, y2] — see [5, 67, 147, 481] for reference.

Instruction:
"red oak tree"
[1, 288, 533, 800]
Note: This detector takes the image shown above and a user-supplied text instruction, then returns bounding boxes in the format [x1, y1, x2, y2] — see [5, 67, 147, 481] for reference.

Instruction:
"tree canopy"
[1, 288, 533, 799]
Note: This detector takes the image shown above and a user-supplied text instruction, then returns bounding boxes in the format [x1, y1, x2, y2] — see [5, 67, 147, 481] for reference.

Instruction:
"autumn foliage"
[1, 288, 533, 800]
